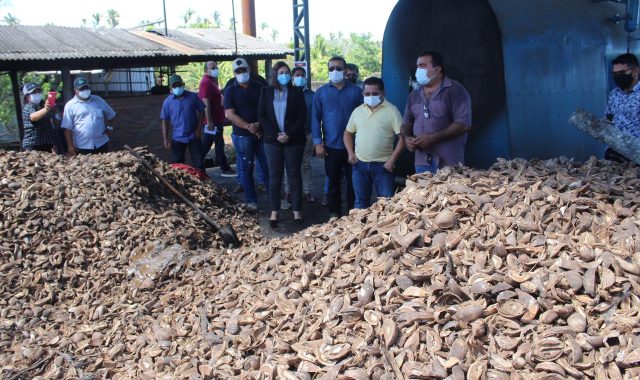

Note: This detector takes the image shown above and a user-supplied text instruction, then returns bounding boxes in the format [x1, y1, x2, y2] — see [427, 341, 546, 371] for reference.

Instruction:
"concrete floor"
[206, 156, 336, 239]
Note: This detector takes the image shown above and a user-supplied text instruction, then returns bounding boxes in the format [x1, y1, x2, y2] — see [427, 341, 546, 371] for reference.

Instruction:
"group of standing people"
[21, 50, 475, 228]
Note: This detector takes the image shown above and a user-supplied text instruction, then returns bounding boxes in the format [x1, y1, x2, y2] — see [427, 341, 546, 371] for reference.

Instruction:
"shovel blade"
[218, 224, 241, 247]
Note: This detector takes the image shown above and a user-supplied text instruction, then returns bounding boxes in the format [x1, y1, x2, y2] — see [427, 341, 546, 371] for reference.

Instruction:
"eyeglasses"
[423, 104, 430, 119]
[328, 66, 344, 72]
[171, 83, 183, 88]
[234, 68, 248, 74]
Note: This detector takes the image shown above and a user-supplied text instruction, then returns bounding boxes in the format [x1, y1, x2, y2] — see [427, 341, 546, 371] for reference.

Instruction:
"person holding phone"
[21, 82, 60, 153]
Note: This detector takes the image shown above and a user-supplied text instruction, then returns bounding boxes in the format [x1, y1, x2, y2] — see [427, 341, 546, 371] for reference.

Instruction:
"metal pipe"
[162, 0, 168, 36]
[232, 0, 238, 55]
[242, 0, 256, 36]
[240, 0, 258, 75]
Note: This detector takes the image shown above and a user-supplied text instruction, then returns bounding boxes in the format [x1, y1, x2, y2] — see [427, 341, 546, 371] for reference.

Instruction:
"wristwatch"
[106, 126, 114, 132]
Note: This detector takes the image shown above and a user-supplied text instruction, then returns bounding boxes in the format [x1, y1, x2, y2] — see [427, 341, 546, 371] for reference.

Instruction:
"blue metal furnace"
[382, 0, 632, 169]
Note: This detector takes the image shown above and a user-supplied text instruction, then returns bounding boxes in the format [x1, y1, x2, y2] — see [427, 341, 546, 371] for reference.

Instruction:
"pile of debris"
[0, 149, 259, 378]
[2, 154, 640, 379]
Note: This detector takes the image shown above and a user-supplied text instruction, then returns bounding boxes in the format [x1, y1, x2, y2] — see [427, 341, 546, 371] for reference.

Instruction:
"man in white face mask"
[343, 77, 405, 209]
[400, 50, 472, 174]
[61, 77, 116, 156]
[199, 61, 235, 176]
[311, 56, 363, 217]
[224, 57, 270, 212]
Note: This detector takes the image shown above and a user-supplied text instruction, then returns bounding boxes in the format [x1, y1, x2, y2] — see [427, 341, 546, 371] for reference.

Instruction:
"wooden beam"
[61, 66, 73, 103]
[9, 70, 23, 143]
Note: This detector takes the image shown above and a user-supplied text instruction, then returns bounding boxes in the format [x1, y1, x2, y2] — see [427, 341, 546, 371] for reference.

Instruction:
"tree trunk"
[569, 108, 640, 165]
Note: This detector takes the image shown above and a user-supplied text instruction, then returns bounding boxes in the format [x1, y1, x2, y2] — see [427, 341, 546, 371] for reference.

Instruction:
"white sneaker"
[245, 203, 258, 212]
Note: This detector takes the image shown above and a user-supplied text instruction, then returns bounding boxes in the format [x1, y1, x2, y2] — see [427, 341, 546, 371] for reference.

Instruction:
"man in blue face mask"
[160, 74, 206, 170]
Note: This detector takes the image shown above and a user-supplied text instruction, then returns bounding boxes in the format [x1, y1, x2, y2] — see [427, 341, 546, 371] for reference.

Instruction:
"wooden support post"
[569, 108, 640, 165]
[9, 70, 24, 143]
[61, 66, 73, 103]
[264, 59, 272, 84]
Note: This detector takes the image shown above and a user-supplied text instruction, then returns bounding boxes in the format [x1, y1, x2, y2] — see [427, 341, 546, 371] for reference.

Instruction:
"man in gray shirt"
[400, 51, 472, 173]
[61, 77, 116, 155]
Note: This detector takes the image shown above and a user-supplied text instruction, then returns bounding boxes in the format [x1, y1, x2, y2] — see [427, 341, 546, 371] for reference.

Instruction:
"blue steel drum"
[382, 0, 631, 170]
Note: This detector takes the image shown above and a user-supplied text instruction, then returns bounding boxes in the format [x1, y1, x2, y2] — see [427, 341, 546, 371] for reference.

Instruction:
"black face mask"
[614, 72, 634, 89]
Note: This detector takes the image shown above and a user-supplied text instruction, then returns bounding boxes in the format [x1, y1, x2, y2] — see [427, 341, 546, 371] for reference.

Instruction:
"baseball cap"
[168, 74, 183, 86]
[22, 82, 40, 95]
[73, 77, 90, 89]
[232, 58, 249, 72]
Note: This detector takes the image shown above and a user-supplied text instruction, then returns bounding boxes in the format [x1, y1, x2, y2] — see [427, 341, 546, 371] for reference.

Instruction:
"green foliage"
[106, 9, 120, 28]
[0, 74, 17, 140]
[309, 33, 381, 83]
[3, 12, 18, 25]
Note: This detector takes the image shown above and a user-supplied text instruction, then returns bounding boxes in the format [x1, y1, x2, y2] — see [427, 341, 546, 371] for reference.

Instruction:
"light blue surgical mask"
[236, 73, 250, 84]
[277, 73, 291, 86]
[415, 68, 433, 86]
[172, 87, 185, 96]
[293, 76, 306, 87]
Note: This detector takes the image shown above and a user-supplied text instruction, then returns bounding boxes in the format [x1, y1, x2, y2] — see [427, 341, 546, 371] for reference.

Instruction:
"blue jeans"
[415, 161, 438, 174]
[352, 161, 395, 209]
[232, 133, 266, 185]
[171, 139, 203, 169]
[234, 135, 269, 203]
[201, 125, 230, 171]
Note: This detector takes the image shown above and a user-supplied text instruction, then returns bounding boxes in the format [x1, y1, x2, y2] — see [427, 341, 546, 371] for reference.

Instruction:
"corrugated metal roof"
[158, 28, 292, 57]
[0, 25, 292, 63]
[0, 25, 178, 61]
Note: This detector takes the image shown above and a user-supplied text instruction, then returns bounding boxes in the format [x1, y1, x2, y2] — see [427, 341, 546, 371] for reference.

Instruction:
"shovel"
[124, 145, 241, 247]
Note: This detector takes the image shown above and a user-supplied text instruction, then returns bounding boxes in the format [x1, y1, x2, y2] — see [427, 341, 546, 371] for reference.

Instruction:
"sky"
[1, 0, 398, 43]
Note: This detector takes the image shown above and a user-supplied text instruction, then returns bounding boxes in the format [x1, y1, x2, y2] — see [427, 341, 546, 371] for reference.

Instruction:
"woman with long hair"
[258, 61, 307, 227]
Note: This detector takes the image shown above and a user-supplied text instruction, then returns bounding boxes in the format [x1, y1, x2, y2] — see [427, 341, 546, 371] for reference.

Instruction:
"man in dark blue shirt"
[312, 56, 363, 217]
[161, 74, 205, 170]
[224, 57, 269, 212]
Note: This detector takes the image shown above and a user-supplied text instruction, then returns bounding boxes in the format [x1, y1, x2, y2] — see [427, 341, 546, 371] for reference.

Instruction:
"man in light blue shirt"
[312, 56, 363, 217]
[61, 77, 116, 155]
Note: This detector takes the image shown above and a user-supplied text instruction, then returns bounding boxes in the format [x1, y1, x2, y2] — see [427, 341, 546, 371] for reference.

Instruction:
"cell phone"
[47, 92, 56, 107]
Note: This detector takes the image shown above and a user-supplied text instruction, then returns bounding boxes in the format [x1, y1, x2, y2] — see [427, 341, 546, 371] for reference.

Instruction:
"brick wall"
[107, 95, 171, 162]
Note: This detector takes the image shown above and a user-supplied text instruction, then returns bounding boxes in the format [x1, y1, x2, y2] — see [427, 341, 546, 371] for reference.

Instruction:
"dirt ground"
[206, 156, 337, 239]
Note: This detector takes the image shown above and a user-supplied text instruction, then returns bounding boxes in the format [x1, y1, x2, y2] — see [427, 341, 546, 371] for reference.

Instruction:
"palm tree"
[182, 8, 195, 26]
[92, 13, 101, 28]
[228, 17, 235, 31]
[81, 18, 87, 28]
[106, 9, 120, 28]
[212, 11, 222, 28]
[3, 13, 18, 25]
[271, 29, 279, 42]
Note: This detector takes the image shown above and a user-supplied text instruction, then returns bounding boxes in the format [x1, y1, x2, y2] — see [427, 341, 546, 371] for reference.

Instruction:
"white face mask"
[329, 70, 344, 84]
[78, 89, 91, 100]
[415, 68, 433, 86]
[29, 93, 43, 104]
[210, 69, 219, 78]
[364, 95, 382, 108]
[236, 72, 250, 84]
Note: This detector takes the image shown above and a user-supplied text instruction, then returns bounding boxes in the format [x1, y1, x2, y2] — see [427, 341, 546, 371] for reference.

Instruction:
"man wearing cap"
[161, 74, 206, 170]
[61, 77, 116, 155]
[224, 57, 269, 212]
[199, 61, 235, 176]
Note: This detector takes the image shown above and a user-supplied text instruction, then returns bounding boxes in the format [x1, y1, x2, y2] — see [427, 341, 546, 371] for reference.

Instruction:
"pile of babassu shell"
[0, 149, 259, 379]
[2, 153, 640, 379]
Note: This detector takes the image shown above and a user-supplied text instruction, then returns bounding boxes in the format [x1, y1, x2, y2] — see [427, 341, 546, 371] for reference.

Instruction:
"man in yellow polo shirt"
[344, 77, 405, 209]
